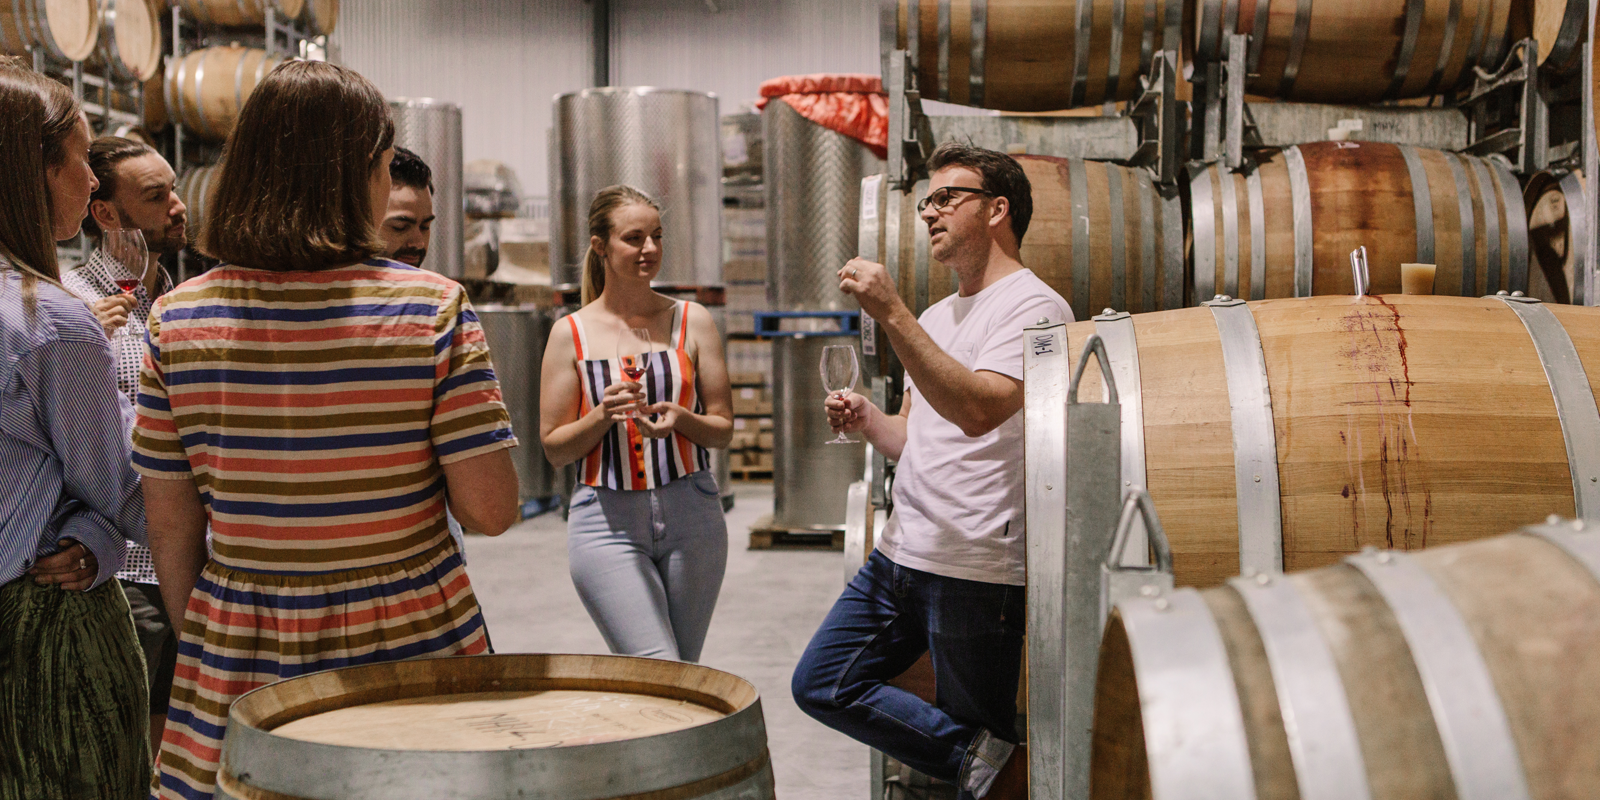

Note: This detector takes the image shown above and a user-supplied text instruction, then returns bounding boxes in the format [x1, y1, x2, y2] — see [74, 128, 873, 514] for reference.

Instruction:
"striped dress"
[130, 260, 516, 800]
[569, 301, 710, 489]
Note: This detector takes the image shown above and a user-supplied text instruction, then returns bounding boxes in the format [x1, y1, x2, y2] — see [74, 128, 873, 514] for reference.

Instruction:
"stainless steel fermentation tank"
[763, 97, 881, 312]
[474, 306, 557, 502]
[772, 334, 865, 530]
[550, 88, 723, 291]
[389, 98, 464, 279]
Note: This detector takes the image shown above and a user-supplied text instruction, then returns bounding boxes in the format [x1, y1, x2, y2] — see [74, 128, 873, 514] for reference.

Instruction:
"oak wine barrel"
[176, 0, 304, 28]
[1532, 0, 1588, 72]
[164, 45, 283, 140]
[300, 0, 334, 35]
[0, 0, 99, 62]
[215, 654, 776, 800]
[175, 163, 219, 245]
[884, 0, 1190, 111]
[1525, 169, 1587, 305]
[1194, 0, 1514, 102]
[866, 157, 1184, 324]
[1189, 141, 1528, 300]
[1064, 294, 1600, 588]
[1092, 523, 1600, 800]
[94, 0, 161, 81]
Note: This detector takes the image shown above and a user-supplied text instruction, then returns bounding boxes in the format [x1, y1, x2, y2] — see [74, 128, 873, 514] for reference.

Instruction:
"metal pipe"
[591, 0, 610, 87]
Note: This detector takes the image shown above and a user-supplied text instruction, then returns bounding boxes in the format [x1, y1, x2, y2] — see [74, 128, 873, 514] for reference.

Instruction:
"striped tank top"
[569, 301, 710, 490]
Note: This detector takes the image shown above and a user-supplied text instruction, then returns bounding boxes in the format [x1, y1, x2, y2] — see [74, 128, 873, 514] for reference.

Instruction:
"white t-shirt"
[878, 268, 1073, 585]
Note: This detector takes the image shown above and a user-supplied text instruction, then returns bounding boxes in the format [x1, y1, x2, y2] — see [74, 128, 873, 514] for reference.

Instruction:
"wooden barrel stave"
[1195, 0, 1512, 103]
[1191, 142, 1529, 302]
[178, 0, 308, 28]
[888, 0, 1189, 111]
[878, 157, 1184, 323]
[94, 0, 162, 81]
[219, 654, 775, 800]
[1525, 170, 1587, 305]
[301, 0, 335, 36]
[1092, 528, 1600, 800]
[176, 163, 219, 245]
[164, 45, 283, 141]
[0, 0, 99, 62]
[1532, 0, 1588, 71]
[1066, 295, 1595, 589]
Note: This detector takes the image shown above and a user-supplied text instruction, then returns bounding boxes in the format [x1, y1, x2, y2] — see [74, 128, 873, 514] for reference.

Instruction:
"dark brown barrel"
[1524, 169, 1587, 305]
[1194, 0, 1513, 103]
[885, 0, 1191, 111]
[1188, 141, 1528, 300]
[0, 0, 99, 62]
[1092, 525, 1600, 800]
[869, 156, 1185, 323]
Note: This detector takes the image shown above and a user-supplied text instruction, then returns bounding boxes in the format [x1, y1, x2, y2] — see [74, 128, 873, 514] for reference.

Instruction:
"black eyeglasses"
[916, 186, 993, 214]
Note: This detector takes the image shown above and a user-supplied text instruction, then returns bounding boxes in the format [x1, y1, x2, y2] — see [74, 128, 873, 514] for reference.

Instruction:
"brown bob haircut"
[202, 60, 395, 271]
[0, 56, 82, 288]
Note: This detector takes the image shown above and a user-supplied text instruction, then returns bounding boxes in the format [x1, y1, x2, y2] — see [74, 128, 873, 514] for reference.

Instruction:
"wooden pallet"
[747, 515, 844, 551]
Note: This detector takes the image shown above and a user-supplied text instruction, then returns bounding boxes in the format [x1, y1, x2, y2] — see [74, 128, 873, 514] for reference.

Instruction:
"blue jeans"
[567, 471, 728, 662]
[792, 550, 1024, 791]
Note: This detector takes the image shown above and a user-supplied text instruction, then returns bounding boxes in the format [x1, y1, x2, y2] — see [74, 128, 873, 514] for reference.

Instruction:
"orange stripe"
[568, 315, 584, 360]
[161, 321, 437, 344]
[211, 502, 443, 541]
[190, 448, 431, 474]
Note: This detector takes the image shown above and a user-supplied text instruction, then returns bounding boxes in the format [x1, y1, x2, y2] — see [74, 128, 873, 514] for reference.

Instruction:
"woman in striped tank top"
[540, 185, 734, 662]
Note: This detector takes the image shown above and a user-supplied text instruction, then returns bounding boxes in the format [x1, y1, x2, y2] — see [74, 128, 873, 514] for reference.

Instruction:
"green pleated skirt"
[0, 576, 150, 800]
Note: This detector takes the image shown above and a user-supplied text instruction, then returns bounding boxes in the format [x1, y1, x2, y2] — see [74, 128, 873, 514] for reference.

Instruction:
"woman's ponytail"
[580, 184, 659, 306]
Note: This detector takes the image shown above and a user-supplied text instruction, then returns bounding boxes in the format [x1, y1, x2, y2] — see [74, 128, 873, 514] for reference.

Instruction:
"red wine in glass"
[115, 278, 140, 294]
[621, 358, 647, 381]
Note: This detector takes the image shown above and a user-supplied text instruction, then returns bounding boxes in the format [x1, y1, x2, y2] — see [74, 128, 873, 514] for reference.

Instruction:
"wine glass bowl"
[102, 228, 149, 339]
[819, 344, 860, 444]
[617, 326, 653, 419]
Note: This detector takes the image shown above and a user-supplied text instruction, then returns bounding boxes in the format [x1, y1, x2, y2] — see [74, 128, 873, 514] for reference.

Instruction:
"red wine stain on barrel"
[1340, 298, 1430, 550]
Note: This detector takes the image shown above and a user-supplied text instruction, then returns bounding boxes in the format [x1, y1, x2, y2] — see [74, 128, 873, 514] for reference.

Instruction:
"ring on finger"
[78, 558, 85, 570]
[850, 267, 858, 277]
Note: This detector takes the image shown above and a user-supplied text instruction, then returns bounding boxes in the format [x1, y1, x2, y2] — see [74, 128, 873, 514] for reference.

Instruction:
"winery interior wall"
[334, 0, 878, 200]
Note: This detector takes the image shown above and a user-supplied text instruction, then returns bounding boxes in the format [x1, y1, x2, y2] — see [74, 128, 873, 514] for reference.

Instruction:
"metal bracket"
[1100, 489, 1175, 634]
[1223, 33, 1248, 170]
[1461, 38, 1548, 173]
[1125, 50, 1181, 186]
[887, 50, 936, 191]
[1023, 320, 1070, 800]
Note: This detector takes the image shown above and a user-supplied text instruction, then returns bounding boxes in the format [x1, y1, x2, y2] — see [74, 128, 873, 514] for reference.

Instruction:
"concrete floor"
[462, 481, 868, 799]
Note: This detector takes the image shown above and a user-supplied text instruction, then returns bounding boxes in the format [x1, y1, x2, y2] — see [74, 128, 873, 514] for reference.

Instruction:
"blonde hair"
[581, 184, 659, 306]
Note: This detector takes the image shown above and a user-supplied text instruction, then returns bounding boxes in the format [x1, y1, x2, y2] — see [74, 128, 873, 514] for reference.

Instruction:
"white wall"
[334, 0, 879, 201]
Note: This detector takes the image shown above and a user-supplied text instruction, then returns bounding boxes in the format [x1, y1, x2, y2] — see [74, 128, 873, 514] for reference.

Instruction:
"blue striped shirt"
[0, 266, 145, 588]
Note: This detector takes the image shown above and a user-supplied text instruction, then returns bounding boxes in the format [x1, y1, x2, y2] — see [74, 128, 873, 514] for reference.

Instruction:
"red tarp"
[757, 73, 888, 160]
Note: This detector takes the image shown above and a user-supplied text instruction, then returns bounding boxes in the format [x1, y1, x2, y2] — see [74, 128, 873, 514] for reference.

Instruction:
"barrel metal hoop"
[1070, 159, 1091, 321]
[1246, 0, 1270, 74]
[1117, 589, 1259, 800]
[1384, 0, 1427, 99]
[1070, 0, 1093, 106]
[969, 0, 986, 106]
[1557, 171, 1587, 303]
[1462, 0, 1491, 71]
[1523, 523, 1600, 584]
[1196, 0, 1223, 62]
[1094, 309, 1149, 566]
[1228, 574, 1373, 800]
[1345, 550, 1533, 800]
[1219, 165, 1241, 299]
[1105, 0, 1126, 99]
[907, 0, 921, 74]
[1446, 153, 1477, 295]
[1490, 295, 1600, 519]
[1204, 297, 1283, 575]
[191, 52, 217, 140]
[912, 178, 931, 314]
[1283, 146, 1313, 297]
[1279, 0, 1314, 96]
[1246, 164, 1266, 301]
[1190, 162, 1218, 303]
[1546, 0, 1588, 69]
[936, 0, 951, 102]
[884, 181, 903, 289]
[1160, 183, 1184, 309]
[1400, 146, 1436, 266]
[34, 0, 64, 61]
[1138, 168, 1158, 311]
[1495, 161, 1529, 295]
[1468, 157, 1502, 294]
[1422, 0, 1462, 96]
[1107, 163, 1128, 312]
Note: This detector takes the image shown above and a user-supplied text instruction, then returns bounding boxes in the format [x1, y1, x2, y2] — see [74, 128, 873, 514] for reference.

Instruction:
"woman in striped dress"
[132, 61, 520, 800]
[539, 185, 734, 662]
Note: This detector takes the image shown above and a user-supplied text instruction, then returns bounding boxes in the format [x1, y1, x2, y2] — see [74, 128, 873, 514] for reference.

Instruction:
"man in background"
[62, 136, 187, 757]
[378, 146, 435, 268]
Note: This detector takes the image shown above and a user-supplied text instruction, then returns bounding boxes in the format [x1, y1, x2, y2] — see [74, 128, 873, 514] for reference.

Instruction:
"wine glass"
[820, 344, 860, 444]
[617, 326, 653, 419]
[102, 228, 148, 340]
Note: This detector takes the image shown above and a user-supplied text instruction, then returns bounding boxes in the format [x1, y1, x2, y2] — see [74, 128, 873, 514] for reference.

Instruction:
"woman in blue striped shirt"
[0, 58, 151, 797]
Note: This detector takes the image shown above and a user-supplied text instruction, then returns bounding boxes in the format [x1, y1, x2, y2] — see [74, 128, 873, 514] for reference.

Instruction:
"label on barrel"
[862, 315, 877, 356]
[1031, 332, 1058, 358]
[862, 175, 880, 221]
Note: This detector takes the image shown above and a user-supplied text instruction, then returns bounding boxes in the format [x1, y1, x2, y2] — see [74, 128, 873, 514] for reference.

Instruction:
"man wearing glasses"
[793, 143, 1071, 798]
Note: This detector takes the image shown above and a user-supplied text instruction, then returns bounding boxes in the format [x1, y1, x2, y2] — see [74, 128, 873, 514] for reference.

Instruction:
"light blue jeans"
[567, 470, 728, 662]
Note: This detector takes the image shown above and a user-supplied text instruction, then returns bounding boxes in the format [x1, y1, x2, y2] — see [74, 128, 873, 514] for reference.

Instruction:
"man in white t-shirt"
[792, 143, 1071, 799]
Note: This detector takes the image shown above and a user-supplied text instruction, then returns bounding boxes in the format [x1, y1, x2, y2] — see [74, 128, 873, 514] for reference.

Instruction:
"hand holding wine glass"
[616, 325, 653, 419]
[820, 344, 861, 444]
[102, 228, 149, 340]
